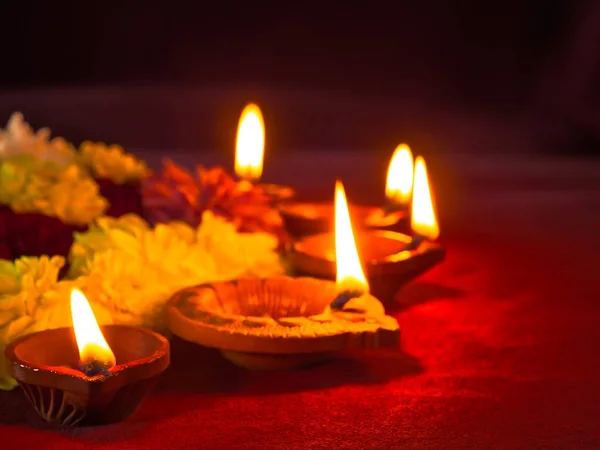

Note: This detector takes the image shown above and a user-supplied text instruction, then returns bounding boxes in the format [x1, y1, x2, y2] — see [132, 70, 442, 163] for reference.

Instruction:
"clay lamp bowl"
[4, 324, 170, 427]
[279, 201, 407, 237]
[288, 230, 445, 302]
[276, 141, 417, 238]
[166, 276, 399, 371]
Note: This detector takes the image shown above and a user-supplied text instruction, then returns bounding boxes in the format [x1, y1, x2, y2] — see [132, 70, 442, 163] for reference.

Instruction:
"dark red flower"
[1, 205, 85, 260]
[95, 178, 144, 218]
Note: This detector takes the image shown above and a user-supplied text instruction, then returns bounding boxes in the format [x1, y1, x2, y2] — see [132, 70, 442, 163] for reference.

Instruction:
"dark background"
[0, 1, 598, 155]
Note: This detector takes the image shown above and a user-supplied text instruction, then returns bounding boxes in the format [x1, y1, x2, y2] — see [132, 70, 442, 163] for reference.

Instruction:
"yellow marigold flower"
[0, 260, 20, 295]
[78, 141, 149, 184]
[195, 211, 284, 279]
[0, 155, 108, 225]
[0, 256, 66, 389]
[69, 213, 150, 276]
[81, 255, 177, 330]
[69, 211, 285, 332]
[0, 112, 75, 165]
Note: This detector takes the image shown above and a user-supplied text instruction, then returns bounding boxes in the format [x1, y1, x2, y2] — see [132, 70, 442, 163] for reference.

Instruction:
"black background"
[0, 1, 597, 155]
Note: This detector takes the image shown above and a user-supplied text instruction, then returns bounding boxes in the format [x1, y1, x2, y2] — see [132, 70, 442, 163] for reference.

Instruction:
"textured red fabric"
[1, 232, 599, 449]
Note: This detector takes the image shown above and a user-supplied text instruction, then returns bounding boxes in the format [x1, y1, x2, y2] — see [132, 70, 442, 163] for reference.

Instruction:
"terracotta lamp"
[166, 184, 400, 370]
[4, 290, 169, 426]
[289, 157, 445, 301]
[278, 144, 414, 237]
[166, 277, 399, 371]
[235, 103, 295, 202]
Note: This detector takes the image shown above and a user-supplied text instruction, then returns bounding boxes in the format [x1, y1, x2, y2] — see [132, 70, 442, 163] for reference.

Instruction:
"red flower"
[1, 205, 85, 260]
[95, 178, 144, 218]
[0, 206, 10, 259]
[141, 160, 289, 246]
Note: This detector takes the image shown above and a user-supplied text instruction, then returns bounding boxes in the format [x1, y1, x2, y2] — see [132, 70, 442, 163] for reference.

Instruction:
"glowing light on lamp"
[70, 289, 115, 372]
[385, 143, 414, 205]
[234, 103, 265, 182]
[411, 156, 440, 240]
[334, 180, 369, 295]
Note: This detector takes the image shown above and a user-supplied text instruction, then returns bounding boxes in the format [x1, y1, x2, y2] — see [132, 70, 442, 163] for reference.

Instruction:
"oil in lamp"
[288, 156, 445, 301]
[279, 143, 413, 237]
[235, 103, 296, 202]
[165, 179, 399, 371]
[4, 289, 170, 426]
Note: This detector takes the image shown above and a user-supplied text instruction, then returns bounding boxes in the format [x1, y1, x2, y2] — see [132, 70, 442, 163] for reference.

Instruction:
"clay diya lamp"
[4, 289, 169, 426]
[279, 143, 415, 236]
[166, 276, 399, 370]
[234, 102, 295, 204]
[289, 157, 445, 301]
[289, 229, 445, 301]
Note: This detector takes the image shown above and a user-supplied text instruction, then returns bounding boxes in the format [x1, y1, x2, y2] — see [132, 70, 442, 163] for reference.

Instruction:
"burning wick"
[330, 180, 370, 310]
[403, 234, 426, 252]
[331, 290, 366, 311]
[235, 103, 265, 184]
[70, 289, 116, 377]
[381, 144, 414, 214]
[406, 156, 439, 250]
[79, 358, 113, 377]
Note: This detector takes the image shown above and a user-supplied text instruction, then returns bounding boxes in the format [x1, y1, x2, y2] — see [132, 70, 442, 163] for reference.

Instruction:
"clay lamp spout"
[235, 103, 295, 202]
[4, 289, 170, 426]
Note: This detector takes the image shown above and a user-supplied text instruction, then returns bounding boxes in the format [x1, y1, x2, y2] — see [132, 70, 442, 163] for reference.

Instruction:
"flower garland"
[0, 113, 288, 390]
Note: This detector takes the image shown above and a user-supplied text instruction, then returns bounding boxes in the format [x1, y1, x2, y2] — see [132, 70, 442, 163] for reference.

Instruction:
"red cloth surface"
[1, 234, 599, 449]
[1, 152, 599, 449]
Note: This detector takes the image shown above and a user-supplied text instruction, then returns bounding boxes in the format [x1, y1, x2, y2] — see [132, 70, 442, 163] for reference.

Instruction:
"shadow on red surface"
[157, 339, 423, 397]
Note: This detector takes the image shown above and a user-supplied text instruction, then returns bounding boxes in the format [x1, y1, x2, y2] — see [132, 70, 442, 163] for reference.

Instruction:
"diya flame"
[411, 156, 439, 240]
[235, 103, 265, 182]
[334, 180, 369, 295]
[70, 289, 116, 370]
[386, 143, 414, 205]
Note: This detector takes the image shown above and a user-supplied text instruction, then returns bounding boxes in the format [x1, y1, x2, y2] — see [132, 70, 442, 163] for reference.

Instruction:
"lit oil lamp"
[235, 103, 295, 202]
[288, 156, 445, 301]
[165, 184, 399, 370]
[4, 289, 170, 426]
[279, 143, 413, 237]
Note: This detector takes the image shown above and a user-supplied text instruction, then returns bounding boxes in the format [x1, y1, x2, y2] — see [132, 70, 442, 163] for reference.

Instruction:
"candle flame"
[334, 180, 369, 294]
[386, 143, 414, 204]
[411, 156, 440, 240]
[235, 103, 265, 182]
[70, 289, 115, 370]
